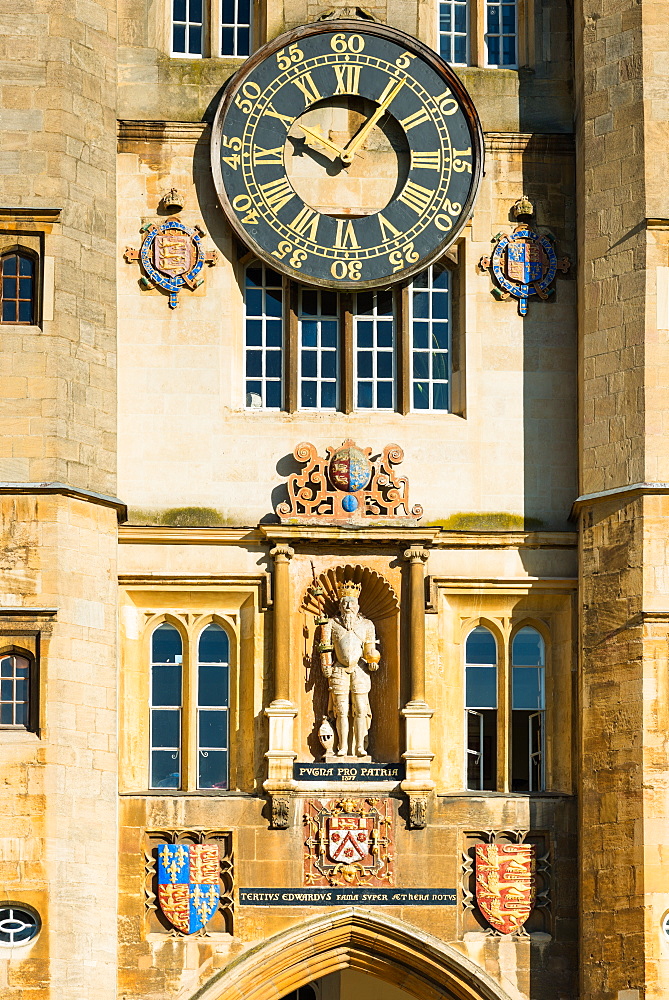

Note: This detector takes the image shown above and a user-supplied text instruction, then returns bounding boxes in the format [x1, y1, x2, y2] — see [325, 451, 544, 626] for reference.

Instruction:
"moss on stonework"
[428, 512, 545, 531]
[159, 507, 224, 527]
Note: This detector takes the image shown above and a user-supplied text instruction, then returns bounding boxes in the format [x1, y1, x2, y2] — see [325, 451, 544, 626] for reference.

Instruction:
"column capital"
[403, 545, 429, 564]
[270, 543, 295, 561]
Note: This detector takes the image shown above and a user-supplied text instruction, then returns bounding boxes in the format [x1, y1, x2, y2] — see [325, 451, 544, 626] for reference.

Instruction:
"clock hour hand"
[298, 123, 346, 159]
[340, 77, 405, 165]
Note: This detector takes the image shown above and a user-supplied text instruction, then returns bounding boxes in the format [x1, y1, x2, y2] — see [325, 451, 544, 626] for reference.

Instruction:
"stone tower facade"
[0, 1, 667, 999]
[0, 1, 120, 997]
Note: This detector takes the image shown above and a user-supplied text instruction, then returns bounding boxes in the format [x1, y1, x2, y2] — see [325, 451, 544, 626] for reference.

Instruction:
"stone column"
[264, 544, 297, 827]
[400, 546, 434, 828]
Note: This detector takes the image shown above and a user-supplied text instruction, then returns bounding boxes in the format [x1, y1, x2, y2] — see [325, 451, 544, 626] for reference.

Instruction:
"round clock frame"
[211, 19, 484, 290]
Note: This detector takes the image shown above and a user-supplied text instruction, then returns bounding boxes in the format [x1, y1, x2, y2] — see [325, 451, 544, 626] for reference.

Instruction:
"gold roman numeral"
[293, 72, 322, 104]
[264, 104, 294, 129]
[377, 213, 401, 242]
[333, 63, 361, 95]
[399, 106, 431, 131]
[289, 205, 320, 241]
[334, 219, 359, 249]
[253, 145, 284, 165]
[411, 150, 441, 170]
[260, 177, 295, 213]
[398, 180, 433, 214]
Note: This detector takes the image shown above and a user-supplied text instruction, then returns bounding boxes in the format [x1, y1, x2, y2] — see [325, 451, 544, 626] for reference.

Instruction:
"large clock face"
[211, 20, 483, 289]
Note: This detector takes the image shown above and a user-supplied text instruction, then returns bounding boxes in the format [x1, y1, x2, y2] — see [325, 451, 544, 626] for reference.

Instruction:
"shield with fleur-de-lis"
[157, 843, 220, 933]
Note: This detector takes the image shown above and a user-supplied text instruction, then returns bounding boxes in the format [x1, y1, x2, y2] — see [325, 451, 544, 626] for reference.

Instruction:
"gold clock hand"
[298, 123, 346, 159]
[340, 77, 405, 165]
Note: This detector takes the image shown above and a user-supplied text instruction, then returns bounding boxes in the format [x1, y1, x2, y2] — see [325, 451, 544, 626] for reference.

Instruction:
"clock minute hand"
[298, 123, 346, 159]
[340, 77, 405, 165]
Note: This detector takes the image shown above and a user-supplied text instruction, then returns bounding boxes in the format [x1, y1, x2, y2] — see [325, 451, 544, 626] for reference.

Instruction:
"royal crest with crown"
[304, 799, 393, 888]
[478, 196, 570, 315]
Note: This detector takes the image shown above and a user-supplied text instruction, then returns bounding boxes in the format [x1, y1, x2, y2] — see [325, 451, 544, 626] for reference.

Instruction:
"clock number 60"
[276, 43, 304, 70]
[234, 81, 261, 115]
[330, 33, 365, 53]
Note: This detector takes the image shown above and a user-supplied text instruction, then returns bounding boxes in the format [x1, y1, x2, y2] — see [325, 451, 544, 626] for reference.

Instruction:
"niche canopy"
[210, 19, 483, 290]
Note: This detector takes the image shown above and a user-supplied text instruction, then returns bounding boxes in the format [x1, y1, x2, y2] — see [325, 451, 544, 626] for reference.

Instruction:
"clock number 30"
[331, 260, 362, 280]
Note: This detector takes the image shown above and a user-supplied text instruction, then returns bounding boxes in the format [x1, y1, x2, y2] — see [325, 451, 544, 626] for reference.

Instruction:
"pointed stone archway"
[191, 908, 516, 1000]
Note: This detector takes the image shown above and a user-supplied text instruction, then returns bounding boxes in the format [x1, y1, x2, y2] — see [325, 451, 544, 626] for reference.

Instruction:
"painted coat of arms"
[304, 798, 393, 887]
[157, 843, 220, 933]
[478, 197, 570, 315]
[124, 218, 217, 308]
[475, 843, 536, 934]
[278, 440, 422, 522]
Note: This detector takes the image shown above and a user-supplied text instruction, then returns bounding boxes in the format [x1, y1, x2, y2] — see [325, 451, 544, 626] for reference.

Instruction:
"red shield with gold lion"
[475, 843, 536, 933]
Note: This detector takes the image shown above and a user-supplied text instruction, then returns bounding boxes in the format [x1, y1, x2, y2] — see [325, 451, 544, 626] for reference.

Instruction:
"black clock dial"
[211, 20, 483, 289]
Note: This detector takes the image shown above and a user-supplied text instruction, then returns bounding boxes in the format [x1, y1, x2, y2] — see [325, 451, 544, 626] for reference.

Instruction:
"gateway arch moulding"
[190, 907, 517, 1000]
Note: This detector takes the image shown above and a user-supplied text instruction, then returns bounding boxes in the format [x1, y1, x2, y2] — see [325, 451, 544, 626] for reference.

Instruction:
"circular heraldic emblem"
[211, 19, 483, 289]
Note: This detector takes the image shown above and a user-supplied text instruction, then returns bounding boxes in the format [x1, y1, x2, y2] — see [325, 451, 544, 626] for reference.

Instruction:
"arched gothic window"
[465, 626, 497, 790]
[511, 626, 545, 791]
[150, 623, 183, 789]
[197, 623, 230, 789]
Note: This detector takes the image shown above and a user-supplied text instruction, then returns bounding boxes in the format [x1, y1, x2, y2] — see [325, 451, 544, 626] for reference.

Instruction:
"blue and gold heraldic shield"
[157, 844, 220, 934]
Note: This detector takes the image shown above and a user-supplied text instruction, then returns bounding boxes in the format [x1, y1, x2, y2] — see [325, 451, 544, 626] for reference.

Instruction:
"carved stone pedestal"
[264, 699, 297, 829]
[401, 700, 435, 829]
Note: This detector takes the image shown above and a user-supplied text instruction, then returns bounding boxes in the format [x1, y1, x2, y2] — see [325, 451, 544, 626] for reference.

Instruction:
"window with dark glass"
[354, 289, 395, 411]
[439, 0, 469, 64]
[409, 264, 450, 411]
[1, 253, 35, 325]
[298, 286, 339, 411]
[511, 626, 545, 792]
[245, 262, 284, 409]
[243, 262, 459, 414]
[221, 0, 251, 56]
[197, 623, 230, 789]
[485, 0, 518, 67]
[465, 626, 497, 790]
[150, 623, 183, 789]
[172, 0, 203, 56]
[0, 653, 30, 727]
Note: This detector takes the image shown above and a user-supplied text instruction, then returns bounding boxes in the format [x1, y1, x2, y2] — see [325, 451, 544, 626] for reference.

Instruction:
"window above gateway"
[244, 261, 455, 415]
[439, 0, 519, 69]
[171, 0, 251, 58]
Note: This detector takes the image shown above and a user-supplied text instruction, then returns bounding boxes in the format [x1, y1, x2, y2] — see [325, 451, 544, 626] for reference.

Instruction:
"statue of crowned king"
[318, 580, 381, 758]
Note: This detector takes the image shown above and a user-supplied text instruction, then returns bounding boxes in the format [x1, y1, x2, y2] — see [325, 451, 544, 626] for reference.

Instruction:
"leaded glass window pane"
[245, 263, 284, 409]
[172, 0, 204, 56]
[485, 0, 518, 67]
[197, 623, 230, 789]
[410, 265, 451, 411]
[439, 0, 470, 65]
[353, 289, 395, 411]
[150, 624, 182, 788]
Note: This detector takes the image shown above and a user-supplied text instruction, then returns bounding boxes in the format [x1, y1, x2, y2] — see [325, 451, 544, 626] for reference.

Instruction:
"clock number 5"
[234, 81, 261, 115]
[276, 42, 304, 70]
